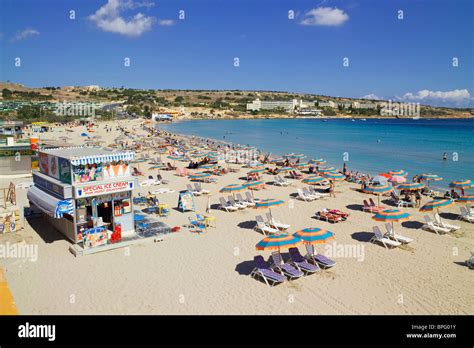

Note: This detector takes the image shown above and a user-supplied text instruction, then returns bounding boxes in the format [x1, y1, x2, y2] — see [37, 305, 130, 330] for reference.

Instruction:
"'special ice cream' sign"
[75, 180, 134, 198]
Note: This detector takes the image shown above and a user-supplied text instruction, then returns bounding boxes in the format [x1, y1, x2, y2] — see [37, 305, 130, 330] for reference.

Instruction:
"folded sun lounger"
[250, 255, 287, 286]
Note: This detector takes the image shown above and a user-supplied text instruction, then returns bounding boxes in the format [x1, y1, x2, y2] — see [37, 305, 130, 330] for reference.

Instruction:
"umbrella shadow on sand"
[235, 260, 256, 276]
[351, 231, 373, 242]
[237, 220, 257, 230]
[346, 204, 364, 212]
[401, 221, 424, 229]
[439, 212, 459, 221]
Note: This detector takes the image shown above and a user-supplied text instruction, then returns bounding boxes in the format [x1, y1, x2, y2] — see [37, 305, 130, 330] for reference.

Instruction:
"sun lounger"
[274, 175, 290, 186]
[228, 196, 246, 209]
[236, 193, 255, 207]
[390, 192, 415, 208]
[369, 198, 386, 211]
[363, 200, 374, 213]
[458, 206, 474, 223]
[382, 224, 413, 244]
[250, 255, 287, 286]
[303, 187, 319, 200]
[219, 197, 238, 212]
[271, 252, 304, 279]
[315, 211, 342, 223]
[304, 244, 336, 269]
[370, 226, 402, 248]
[188, 216, 206, 229]
[422, 215, 451, 234]
[254, 216, 279, 235]
[297, 188, 316, 202]
[187, 184, 202, 196]
[245, 191, 256, 204]
[194, 183, 210, 195]
[434, 213, 460, 231]
[265, 212, 290, 230]
[309, 186, 329, 198]
[288, 247, 319, 274]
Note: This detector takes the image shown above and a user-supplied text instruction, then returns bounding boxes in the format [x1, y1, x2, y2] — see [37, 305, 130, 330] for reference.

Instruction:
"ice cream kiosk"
[27, 147, 138, 255]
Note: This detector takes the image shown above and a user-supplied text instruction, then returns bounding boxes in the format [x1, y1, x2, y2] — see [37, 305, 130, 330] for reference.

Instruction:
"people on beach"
[329, 180, 336, 198]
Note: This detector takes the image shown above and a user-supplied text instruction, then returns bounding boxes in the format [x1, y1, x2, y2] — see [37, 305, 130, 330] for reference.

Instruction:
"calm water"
[160, 118, 474, 191]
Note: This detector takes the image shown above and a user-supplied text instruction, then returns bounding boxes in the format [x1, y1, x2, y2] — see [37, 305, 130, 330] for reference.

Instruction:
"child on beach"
[329, 181, 336, 198]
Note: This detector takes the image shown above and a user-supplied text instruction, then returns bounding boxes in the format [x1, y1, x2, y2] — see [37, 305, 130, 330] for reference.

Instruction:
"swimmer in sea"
[443, 152, 448, 161]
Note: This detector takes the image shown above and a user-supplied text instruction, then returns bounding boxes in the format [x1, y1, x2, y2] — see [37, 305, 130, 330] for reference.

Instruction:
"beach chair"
[382, 224, 413, 244]
[422, 215, 451, 234]
[370, 226, 402, 249]
[369, 198, 386, 211]
[274, 175, 290, 186]
[304, 244, 336, 269]
[390, 192, 415, 208]
[270, 251, 304, 279]
[194, 183, 210, 195]
[227, 196, 246, 209]
[303, 187, 319, 200]
[186, 184, 202, 196]
[288, 247, 319, 274]
[458, 207, 474, 223]
[265, 212, 290, 230]
[362, 200, 374, 213]
[297, 188, 316, 202]
[315, 210, 342, 223]
[250, 255, 287, 286]
[188, 216, 206, 230]
[433, 213, 460, 231]
[236, 193, 255, 207]
[219, 197, 238, 212]
[309, 186, 329, 198]
[254, 216, 279, 235]
[245, 191, 256, 204]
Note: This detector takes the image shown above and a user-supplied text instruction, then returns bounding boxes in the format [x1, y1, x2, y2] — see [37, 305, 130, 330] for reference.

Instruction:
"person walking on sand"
[415, 190, 422, 208]
[329, 180, 336, 198]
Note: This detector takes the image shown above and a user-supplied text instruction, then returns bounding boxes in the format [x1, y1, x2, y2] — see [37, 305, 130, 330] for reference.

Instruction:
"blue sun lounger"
[250, 255, 286, 286]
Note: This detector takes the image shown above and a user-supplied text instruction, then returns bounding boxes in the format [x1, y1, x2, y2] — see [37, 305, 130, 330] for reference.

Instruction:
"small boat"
[361, 118, 367, 121]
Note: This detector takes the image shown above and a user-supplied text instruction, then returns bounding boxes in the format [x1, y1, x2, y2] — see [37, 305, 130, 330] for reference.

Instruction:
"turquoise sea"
[160, 118, 474, 192]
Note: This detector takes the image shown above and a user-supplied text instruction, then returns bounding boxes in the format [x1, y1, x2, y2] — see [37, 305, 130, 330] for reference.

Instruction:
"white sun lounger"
[255, 216, 279, 235]
[383, 224, 413, 244]
[370, 226, 402, 249]
[434, 213, 460, 231]
[422, 215, 451, 234]
[219, 197, 238, 212]
[227, 196, 246, 209]
[187, 184, 202, 196]
[297, 188, 316, 202]
[265, 212, 290, 230]
[458, 207, 474, 223]
[236, 193, 255, 207]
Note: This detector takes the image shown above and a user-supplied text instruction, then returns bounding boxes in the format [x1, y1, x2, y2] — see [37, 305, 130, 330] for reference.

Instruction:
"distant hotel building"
[246, 98, 311, 113]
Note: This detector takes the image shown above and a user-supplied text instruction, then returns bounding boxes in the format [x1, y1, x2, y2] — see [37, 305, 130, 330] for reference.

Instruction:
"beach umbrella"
[364, 184, 394, 205]
[189, 172, 210, 181]
[372, 175, 389, 185]
[421, 173, 443, 187]
[309, 158, 326, 165]
[254, 198, 285, 215]
[378, 173, 392, 179]
[220, 184, 245, 198]
[248, 161, 264, 168]
[243, 181, 265, 190]
[200, 164, 217, 170]
[270, 157, 285, 163]
[389, 169, 407, 177]
[256, 234, 302, 251]
[317, 166, 335, 173]
[456, 195, 474, 203]
[372, 209, 411, 237]
[294, 162, 309, 169]
[420, 199, 454, 213]
[320, 171, 345, 181]
[397, 182, 424, 191]
[449, 180, 473, 196]
[278, 166, 293, 172]
[389, 175, 406, 184]
[293, 227, 335, 245]
[80, 133, 88, 137]
[149, 164, 166, 170]
[302, 175, 326, 185]
[420, 199, 455, 226]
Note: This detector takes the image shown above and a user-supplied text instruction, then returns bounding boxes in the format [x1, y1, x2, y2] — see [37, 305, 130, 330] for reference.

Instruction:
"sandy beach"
[0, 118, 473, 315]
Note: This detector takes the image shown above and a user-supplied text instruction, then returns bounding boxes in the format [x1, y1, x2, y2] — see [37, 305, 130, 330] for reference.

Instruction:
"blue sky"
[1, 0, 473, 107]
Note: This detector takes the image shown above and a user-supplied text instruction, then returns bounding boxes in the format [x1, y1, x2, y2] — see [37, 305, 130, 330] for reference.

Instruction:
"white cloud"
[361, 94, 381, 100]
[11, 28, 40, 42]
[158, 19, 175, 26]
[397, 89, 472, 106]
[88, 0, 156, 37]
[300, 7, 349, 26]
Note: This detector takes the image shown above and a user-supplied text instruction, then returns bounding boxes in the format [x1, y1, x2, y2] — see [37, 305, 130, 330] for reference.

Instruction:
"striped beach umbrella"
[254, 198, 285, 209]
[167, 155, 183, 161]
[389, 169, 407, 177]
[302, 175, 326, 185]
[449, 180, 472, 195]
[256, 234, 302, 251]
[278, 166, 293, 172]
[372, 209, 411, 236]
[320, 171, 345, 181]
[397, 182, 424, 191]
[421, 173, 443, 181]
[309, 158, 326, 165]
[389, 175, 406, 184]
[270, 157, 285, 163]
[364, 184, 394, 205]
[317, 166, 335, 173]
[456, 195, 474, 203]
[243, 181, 265, 190]
[200, 164, 217, 169]
[220, 184, 245, 197]
[189, 172, 210, 181]
[284, 153, 305, 159]
[293, 227, 335, 245]
[420, 199, 454, 212]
